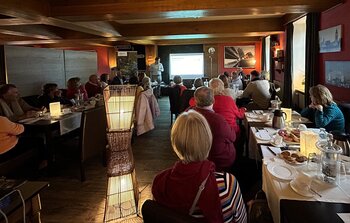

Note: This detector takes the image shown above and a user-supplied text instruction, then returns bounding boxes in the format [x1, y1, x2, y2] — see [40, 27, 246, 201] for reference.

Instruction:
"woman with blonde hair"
[301, 84, 344, 132]
[209, 78, 246, 135]
[218, 74, 236, 99]
[152, 111, 247, 223]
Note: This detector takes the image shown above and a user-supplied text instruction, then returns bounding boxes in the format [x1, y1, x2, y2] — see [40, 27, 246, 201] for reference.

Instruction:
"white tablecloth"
[248, 127, 277, 160]
[261, 145, 350, 223]
[59, 112, 82, 135]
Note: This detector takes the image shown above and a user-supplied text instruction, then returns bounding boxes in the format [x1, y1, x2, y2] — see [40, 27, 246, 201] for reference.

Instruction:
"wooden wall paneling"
[5, 46, 65, 96]
[0, 45, 6, 85]
[203, 44, 218, 79]
[64, 50, 98, 85]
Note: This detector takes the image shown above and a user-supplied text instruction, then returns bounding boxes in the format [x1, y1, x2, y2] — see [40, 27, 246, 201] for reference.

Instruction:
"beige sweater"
[242, 80, 271, 109]
[0, 116, 24, 154]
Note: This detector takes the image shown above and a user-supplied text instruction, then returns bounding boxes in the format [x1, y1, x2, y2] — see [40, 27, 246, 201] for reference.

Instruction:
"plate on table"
[278, 129, 300, 145]
[269, 138, 286, 147]
[246, 113, 259, 119]
[267, 162, 296, 181]
[290, 180, 314, 197]
[279, 150, 307, 166]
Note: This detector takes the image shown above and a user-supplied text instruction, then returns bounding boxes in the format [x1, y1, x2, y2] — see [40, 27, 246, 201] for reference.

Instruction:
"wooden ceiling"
[0, 0, 343, 47]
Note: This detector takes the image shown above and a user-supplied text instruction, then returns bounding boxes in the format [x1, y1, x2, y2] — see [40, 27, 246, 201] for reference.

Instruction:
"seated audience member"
[0, 116, 47, 169]
[231, 71, 244, 90]
[130, 74, 144, 104]
[135, 77, 160, 136]
[188, 78, 204, 106]
[85, 74, 102, 98]
[100, 73, 109, 88]
[0, 115, 24, 156]
[152, 111, 247, 223]
[218, 74, 236, 100]
[173, 75, 187, 96]
[0, 84, 40, 121]
[38, 83, 71, 109]
[66, 77, 88, 101]
[128, 73, 139, 85]
[241, 70, 271, 110]
[110, 67, 125, 85]
[209, 78, 246, 135]
[301, 85, 345, 132]
[191, 87, 236, 171]
[193, 78, 204, 89]
[138, 72, 146, 85]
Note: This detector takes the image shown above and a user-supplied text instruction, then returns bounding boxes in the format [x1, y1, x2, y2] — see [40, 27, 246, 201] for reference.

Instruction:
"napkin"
[255, 129, 272, 141]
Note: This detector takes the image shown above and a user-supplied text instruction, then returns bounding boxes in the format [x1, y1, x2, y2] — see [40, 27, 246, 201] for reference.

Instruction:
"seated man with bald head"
[85, 74, 102, 98]
[189, 86, 236, 172]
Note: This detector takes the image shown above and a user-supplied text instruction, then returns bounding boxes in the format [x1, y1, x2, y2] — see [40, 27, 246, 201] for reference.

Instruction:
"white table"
[261, 145, 350, 223]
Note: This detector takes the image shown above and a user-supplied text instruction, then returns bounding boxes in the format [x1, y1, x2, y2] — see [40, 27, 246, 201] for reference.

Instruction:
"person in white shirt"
[149, 57, 164, 83]
[241, 70, 271, 110]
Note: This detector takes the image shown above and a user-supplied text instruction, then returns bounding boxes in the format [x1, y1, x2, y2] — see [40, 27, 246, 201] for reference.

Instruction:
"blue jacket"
[301, 103, 345, 132]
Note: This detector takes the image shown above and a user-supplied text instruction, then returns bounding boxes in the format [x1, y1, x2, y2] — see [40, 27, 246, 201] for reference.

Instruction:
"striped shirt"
[216, 172, 247, 223]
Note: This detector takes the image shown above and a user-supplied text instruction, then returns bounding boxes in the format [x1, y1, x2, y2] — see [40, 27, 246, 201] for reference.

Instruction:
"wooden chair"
[179, 89, 195, 113]
[79, 106, 107, 181]
[168, 86, 181, 125]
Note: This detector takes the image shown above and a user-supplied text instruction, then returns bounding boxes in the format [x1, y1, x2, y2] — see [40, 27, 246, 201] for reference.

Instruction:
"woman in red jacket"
[209, 78, 246, 135]
[152, 111, 247, 223]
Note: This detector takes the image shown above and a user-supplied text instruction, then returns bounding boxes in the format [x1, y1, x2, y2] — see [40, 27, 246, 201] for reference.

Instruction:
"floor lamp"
[208, 47, 216, 77]
[103, 85, 139, 222]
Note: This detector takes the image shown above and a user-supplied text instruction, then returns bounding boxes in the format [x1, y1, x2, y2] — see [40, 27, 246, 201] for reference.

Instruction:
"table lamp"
[49, 102, 61, 117]
[103, 85, 139, 222]
[300, 130, 319, 156]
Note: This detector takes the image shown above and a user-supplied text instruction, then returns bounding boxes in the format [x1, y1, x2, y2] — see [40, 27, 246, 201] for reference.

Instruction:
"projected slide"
[169, 53, 204, 79]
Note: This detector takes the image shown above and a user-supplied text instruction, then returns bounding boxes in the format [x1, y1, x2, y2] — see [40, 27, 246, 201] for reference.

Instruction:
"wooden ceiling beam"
[0, 18, 42, 26]
[2, 37, 123, 46]
[156, 37, 261, 45]
[0, 0, 120, 37]
[50, 0, 343, 21]
[118, 18, 283, 37]
[0, 28, 61, 40]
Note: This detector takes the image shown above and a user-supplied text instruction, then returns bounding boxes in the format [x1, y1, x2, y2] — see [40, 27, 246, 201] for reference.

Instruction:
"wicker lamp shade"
[103, 85, 139, 222]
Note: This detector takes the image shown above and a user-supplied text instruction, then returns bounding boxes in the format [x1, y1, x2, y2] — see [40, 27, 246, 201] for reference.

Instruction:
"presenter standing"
[150, 57, 164, 83]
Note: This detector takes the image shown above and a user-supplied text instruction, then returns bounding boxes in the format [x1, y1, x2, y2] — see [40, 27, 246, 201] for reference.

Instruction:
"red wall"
[319, 0, 350, 102]
[95, 47, 111, 75]
[218, 42, 262, 75]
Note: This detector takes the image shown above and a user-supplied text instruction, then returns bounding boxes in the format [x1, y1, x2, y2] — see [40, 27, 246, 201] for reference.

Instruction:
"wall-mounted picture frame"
[325, 61, 350, 88]
[319, 25, 341, 53]
[224, 45, 256, 68]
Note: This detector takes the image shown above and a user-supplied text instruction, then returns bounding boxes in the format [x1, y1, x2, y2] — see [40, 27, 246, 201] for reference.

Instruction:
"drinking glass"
[307, 153, 319, 171]
[338, 161, 348, 183]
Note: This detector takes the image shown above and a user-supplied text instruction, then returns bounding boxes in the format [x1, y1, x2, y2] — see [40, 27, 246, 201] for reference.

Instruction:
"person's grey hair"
[194, 86, 214, 107]
[209, 78, 225, 95]
[142, 76, 151, 90]
[173, 75, 182, 84]
[193, 78, 204, 89]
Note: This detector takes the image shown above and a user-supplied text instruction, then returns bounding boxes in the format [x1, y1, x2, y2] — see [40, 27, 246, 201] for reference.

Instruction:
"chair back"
[180, 89, 195, 112]
[80, 106, 107, 163]
[168, 86, 182, 114]
[142, 200, 204, 223]
[339, 103, 350, 134]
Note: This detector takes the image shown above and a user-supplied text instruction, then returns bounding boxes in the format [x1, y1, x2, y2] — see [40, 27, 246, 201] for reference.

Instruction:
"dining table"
[244, 109, 311, 160]
[261, 145, 350, 223]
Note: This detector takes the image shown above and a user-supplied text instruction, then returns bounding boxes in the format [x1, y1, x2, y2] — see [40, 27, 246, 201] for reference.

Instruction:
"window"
[292, 16, 306, 93]
[264, 36, 271, 80]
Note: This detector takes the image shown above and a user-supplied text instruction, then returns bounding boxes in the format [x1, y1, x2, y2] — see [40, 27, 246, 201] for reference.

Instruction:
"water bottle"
[204, 79, 209, 87]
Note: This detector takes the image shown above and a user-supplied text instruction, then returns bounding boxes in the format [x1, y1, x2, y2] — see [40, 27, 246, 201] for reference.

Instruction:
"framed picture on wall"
[224, 45, 256, 68]
[319, 25, 341, 53]
[325, 61, 350, 88]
